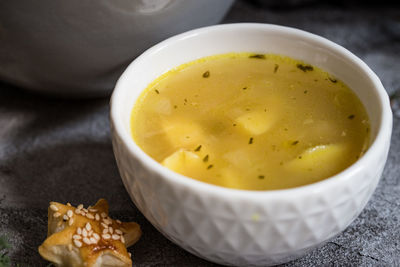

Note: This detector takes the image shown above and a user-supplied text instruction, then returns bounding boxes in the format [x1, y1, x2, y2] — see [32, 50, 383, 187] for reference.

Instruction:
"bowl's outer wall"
[110, 24, 392, 266]
[0, 0, 233, 97]
[112, 121, 389, 266]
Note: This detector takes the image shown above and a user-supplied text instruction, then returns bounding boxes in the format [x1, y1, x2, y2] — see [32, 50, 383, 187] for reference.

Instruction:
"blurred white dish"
[0, 0, 233, 97]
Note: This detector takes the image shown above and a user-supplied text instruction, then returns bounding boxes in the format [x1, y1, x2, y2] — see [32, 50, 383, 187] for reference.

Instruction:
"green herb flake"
[304, 90, 308, 94]
[243, 87, 247, 90]
[0, 236, 11, 267]
[0, 237, 10, 250]
[194, 145, 202, 152]
[155, 89, 160, 94]
[348, 114, 355, 120]
[292, 140, 299, 145]
[249, 137, 254, 144]
[249, 54, 266, 59]
[174, 105, 178, 109]
[296, 64, 314, 72]
[274, 64, 279, 73]
[298, 156, 302, 159]
[203, 155, 209, 162]
[202, 71, 210, 78]
[233, 123, 237, 127]
[207, 164, 213, 170]
[328, 77, 338, 83]
[258, 175, 265, 179]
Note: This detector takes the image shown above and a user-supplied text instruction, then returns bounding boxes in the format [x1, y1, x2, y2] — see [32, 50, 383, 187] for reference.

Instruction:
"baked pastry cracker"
[39, 199, 141, 267]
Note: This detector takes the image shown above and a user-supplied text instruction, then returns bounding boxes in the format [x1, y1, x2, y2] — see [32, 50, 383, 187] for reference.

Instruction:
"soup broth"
[131, 53, 370, 190]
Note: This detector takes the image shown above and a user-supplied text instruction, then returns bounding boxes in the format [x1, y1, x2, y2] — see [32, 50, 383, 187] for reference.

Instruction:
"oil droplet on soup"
[131, 53, 370, 190]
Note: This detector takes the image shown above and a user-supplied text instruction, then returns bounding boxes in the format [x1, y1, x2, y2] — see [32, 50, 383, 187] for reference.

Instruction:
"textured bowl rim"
[111, 23, 392, 199]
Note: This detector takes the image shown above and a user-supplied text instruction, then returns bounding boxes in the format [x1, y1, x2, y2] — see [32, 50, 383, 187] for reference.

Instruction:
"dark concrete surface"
[0, 0, 399, 266]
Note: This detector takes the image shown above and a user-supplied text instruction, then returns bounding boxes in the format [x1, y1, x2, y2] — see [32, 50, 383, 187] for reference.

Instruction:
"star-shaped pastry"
[39, 199, 141, 267]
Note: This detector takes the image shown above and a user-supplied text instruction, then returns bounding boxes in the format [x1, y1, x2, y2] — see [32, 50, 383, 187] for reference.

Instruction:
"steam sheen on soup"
[131, 53, 370, 190]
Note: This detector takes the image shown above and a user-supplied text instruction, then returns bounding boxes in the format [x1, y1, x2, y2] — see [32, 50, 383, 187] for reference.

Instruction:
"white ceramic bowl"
[110, 23, 392, 266]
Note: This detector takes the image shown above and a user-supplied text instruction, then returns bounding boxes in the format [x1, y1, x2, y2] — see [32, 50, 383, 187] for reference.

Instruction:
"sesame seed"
[86, 213, 94, 220]
[95, 214, 100, 221]
[73, 235, 82, 240]
[68, 218, 74, 226]
[67, 210, 73, 218]
[115, 229, 122, 235]
[53, 212, 61, 218]
[88, 230, 93, 236]
[67, 203, 71, 207]
[103, 218, 112, 225]
[82, 208, 88, 213]
[68, 243, 73, 251]
[89, 208, 98, 212]
[63, 215, 69, 221]
[50, 204, 59, 211]
[85, 222, 92, 231]
[112, 234, 120, 240]
[74, 209, 80, 214]
[77, 227, 82, 235]
[101, 223, 108, 229]
[120, 235, 125, 244]
[128, 252, 131, 257]
[93, 233, 100, 240]
[83, 237, 91, 245]
[90, 237, 97, 244]
[74, 240, 82, 248]
[116, 219, 122, 224]
[102, 234, 111, 240]
[82, 228, 88, 237]
[77, 204, 83, 210]
[101, 212, 107, 218]
[103, 228, 108, 234]
[108, 227, 113, 234]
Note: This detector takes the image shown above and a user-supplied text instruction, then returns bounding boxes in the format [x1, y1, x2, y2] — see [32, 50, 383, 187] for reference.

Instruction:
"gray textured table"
[1, 1, 399, 266]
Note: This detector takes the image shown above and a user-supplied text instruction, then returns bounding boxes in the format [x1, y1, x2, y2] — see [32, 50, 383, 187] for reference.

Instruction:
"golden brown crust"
[38, 199, 141, 267]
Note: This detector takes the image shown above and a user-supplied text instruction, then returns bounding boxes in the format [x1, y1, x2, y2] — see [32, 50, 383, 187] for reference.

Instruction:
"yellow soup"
[131, 53, 370, 190]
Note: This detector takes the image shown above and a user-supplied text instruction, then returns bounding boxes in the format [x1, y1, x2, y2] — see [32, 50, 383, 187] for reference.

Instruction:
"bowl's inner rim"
[111, 23, 391, 197]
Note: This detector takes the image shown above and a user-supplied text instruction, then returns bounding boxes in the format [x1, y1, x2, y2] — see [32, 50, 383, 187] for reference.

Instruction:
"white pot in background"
[0, 0, 234, 97]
